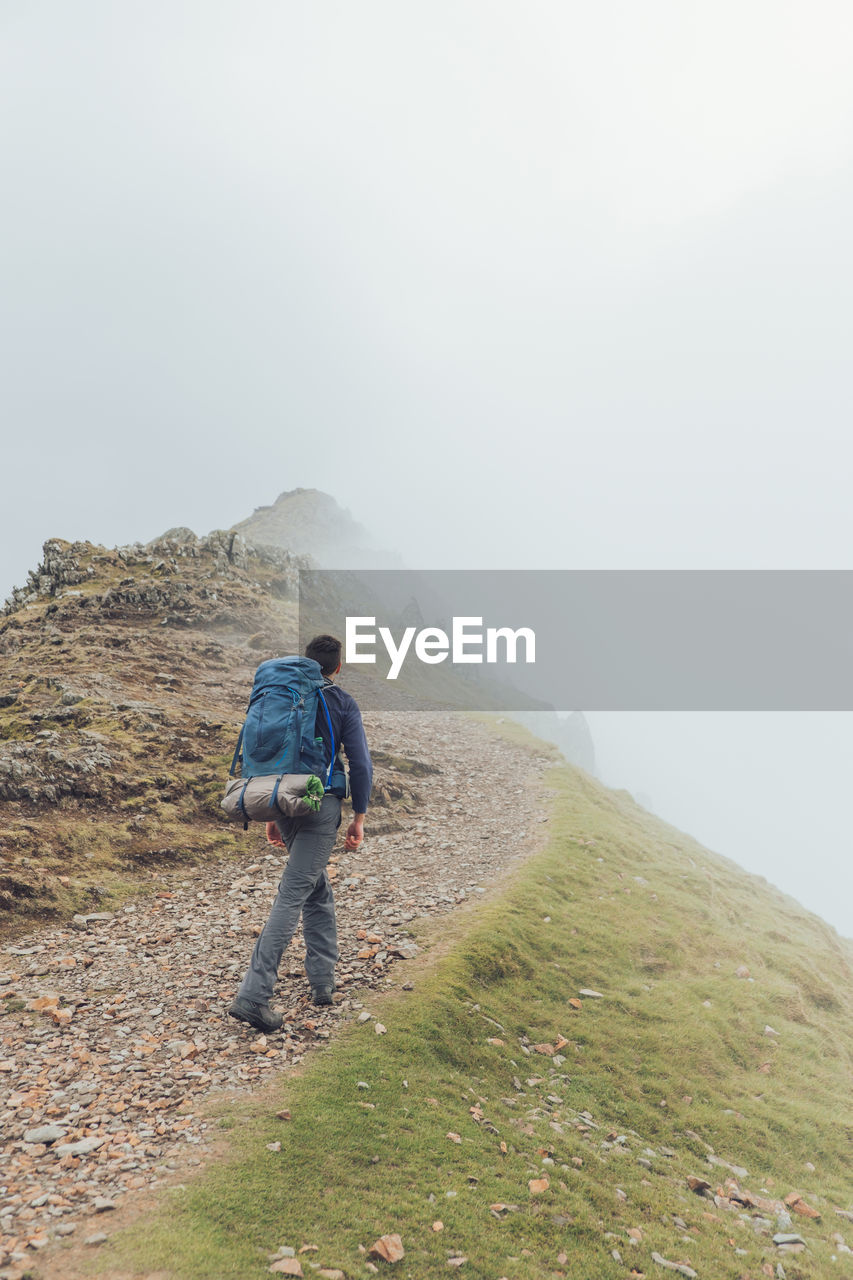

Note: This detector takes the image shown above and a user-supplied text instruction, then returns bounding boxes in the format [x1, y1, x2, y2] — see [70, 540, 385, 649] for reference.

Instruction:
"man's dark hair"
[305, 634, 342, 676]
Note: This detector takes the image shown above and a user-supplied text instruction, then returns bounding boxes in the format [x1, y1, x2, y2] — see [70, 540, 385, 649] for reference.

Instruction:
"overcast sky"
[1, 2, 851, 933]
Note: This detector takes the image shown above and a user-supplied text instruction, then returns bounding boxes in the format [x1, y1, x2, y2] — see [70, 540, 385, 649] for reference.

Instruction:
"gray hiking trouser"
[238, 794, 342, 1003]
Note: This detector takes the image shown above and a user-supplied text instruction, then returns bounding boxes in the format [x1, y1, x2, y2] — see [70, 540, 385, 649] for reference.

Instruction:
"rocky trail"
[0, 714, 552, 1275]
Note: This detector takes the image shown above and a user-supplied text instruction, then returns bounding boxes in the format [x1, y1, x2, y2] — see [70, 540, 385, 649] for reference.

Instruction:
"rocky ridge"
[3, 529, 305, 620]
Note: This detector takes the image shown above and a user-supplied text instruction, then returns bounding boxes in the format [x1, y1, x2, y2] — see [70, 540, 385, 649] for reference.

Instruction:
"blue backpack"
[229, 656, 335, 787]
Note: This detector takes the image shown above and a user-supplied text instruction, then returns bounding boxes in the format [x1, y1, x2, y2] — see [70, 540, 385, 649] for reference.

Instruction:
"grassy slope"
[75, 729, 852, 1280]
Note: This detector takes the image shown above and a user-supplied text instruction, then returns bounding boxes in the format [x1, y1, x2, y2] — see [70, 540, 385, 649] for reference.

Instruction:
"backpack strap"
[317, 689, 335, 789]
[294, 692, 303, 754]
[229, 726, 244, 778]
[270, 773, 284, 812]
[237, 777, 251, 831]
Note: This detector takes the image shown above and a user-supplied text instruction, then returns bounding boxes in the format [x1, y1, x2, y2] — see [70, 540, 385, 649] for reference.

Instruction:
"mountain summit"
[231, 487, 399, 568]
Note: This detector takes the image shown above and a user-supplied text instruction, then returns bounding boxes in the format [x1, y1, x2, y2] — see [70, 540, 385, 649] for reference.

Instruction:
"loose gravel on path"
[0, 715, 553, 1272]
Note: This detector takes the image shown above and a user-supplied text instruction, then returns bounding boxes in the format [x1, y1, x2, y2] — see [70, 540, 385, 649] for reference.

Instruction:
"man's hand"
[344, 814, 365, 851]
[266, 821, 285, 848]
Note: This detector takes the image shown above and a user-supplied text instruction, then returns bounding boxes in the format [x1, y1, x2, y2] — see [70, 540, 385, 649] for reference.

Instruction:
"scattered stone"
[707, 1154, 748, 1178]
[578, 988, 604, 998]
[85, 1233, 108, 1246]
[389, 941, 418, 959]
[773, 1233, 806, 1247]
[23, 1125, 66, 1145]
[650, 1250, 698, 1278]
[367, 1234, 405, 1263]
[55, 1136, 105, 1157]
[784, 1192, 820, 1219]
[72, 912, 115, 927]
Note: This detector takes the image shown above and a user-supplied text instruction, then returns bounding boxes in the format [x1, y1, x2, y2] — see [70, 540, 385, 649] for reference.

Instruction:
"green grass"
[74, 756, 852, 1280]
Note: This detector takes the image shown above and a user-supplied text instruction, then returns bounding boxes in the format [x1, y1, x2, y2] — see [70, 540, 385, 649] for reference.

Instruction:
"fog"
[586, 713, 852, 937]
[1, 2, 851, 933]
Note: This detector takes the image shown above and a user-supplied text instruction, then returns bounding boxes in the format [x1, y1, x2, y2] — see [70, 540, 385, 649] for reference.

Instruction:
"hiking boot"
[228, 996, 283, 1033]
[311, 985, 335, 1007]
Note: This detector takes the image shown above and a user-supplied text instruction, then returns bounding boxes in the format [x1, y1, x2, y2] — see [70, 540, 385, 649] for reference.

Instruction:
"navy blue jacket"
[313, 678, 373, 813]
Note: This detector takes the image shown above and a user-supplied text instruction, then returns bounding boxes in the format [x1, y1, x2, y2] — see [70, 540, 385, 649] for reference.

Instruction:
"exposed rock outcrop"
[0, 736, 114, 803]
[2, 539, 94, 613]
[3, 534, 308, 628]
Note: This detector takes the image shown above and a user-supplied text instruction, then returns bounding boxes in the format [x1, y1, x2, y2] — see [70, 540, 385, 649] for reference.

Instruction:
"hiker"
[228, 634, 373, 1032]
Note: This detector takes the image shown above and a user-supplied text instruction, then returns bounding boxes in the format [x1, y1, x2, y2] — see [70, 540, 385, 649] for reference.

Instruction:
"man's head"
[305, 634, 342, 677]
